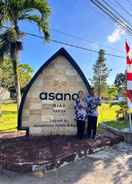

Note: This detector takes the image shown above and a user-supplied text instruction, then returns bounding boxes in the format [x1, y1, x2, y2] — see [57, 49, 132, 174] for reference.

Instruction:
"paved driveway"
[0, 143, 132, 184]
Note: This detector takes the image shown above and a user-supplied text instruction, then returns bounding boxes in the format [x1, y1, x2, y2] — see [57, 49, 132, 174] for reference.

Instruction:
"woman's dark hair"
[78, 90, 84, 95]
[90, 87, 95, 95]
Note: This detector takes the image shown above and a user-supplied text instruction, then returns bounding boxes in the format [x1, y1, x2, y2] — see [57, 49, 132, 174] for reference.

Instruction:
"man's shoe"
[87, 135, 91, 139]
[91, 136, 95, 139]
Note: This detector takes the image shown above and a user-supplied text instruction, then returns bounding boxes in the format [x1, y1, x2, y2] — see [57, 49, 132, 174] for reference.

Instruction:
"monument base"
[30, 127, 77, 136]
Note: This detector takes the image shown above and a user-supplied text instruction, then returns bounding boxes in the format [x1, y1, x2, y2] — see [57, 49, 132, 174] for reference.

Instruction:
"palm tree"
[0, 0, 50, 110]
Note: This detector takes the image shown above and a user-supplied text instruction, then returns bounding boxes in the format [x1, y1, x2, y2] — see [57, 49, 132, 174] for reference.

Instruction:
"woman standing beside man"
[74, 88, 100, 139]
[74, 90, 87, 139]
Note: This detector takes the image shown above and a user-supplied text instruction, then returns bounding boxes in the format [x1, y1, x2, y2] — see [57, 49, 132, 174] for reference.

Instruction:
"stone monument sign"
[18, 48, 90, 135]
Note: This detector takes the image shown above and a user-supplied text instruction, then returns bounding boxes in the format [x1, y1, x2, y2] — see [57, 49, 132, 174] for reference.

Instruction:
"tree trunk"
[98, 77, 101, 97]
[11, 50, 21, 111]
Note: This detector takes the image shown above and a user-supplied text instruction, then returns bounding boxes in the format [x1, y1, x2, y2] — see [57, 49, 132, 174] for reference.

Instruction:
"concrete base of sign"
[30, 127, 77, 136]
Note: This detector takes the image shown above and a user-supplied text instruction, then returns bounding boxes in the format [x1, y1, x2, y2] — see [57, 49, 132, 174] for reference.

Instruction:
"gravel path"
[0, 142, 132, 184]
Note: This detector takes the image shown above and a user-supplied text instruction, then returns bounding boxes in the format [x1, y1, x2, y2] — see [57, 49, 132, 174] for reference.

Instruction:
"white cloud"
[107, 26, 125, 43]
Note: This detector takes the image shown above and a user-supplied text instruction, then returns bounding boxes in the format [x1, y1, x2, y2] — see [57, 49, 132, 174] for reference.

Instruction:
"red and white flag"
[125, 41, 132, 109]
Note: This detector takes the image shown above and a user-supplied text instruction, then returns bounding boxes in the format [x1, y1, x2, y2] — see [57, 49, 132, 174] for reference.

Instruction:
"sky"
[19, 0, 132, 85]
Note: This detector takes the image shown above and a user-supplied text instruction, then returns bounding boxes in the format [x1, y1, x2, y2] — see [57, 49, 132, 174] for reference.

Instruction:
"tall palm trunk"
[11, 46, 21, 110]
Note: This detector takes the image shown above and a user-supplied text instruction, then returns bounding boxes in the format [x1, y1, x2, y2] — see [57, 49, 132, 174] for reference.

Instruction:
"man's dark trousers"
[87, 115, 97, 138]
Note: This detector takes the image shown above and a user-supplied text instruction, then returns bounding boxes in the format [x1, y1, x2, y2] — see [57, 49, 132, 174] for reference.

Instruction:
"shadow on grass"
[99, 120, 129, 130]
[2, 111, 17, 114]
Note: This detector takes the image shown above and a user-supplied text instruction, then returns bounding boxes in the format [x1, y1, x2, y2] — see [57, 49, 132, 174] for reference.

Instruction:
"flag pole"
[128, 112, 132, 131]
[125, 41, 132, 131]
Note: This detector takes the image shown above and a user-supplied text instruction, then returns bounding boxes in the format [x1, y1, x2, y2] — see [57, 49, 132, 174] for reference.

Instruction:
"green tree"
[114, 72, 127, 94]
[92, 49, 110, 97]
[0, 58, 14, 89]
[18, 64, 33, 88]
[107, 85, 118, 100]
[0, 58, 33, 89]
[0, 0, 50, 110]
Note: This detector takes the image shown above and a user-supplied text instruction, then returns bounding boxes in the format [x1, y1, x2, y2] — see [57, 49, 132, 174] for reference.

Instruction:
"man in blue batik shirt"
[85, 87, 101, 139]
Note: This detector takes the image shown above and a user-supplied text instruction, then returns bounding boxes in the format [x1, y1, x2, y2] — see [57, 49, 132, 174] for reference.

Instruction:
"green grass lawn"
[98, 103, 120, 123]
[103, 120, 128, 129]
[0, 103, 17, 131]
[98, 103, 128, 130]
[0, 103, 129, 132]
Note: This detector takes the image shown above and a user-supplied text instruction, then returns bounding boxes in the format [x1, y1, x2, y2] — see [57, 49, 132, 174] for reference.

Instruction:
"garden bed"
[0, 131, 124, 173]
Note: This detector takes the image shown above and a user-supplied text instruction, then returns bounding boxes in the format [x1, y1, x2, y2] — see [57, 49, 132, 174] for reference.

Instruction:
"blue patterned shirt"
[85, 95, 101, 116]
[74, 98, 87, 121]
